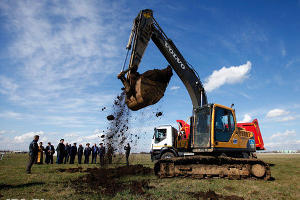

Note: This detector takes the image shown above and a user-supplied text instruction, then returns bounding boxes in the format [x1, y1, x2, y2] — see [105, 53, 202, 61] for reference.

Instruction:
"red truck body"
[177, 119, 265, 150]
[237, 119, 265, 150]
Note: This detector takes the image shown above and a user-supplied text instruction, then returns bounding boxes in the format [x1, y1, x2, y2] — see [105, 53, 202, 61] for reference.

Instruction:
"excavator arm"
[118, 9, 207, 110]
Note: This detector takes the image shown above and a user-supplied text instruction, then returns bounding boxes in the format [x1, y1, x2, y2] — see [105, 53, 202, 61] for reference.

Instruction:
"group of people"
[26, 135, 131, 174]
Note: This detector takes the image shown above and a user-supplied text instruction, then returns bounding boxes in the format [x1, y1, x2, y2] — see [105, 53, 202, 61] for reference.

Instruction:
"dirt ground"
[67, 165, 153, 197]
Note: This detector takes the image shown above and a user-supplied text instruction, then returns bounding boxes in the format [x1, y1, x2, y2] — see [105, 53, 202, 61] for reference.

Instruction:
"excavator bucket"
[125, 66, 173, 111]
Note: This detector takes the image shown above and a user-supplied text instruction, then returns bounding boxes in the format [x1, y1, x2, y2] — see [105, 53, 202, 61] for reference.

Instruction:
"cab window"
[214, 107, 235, 142]
[154, 128, 167, 143]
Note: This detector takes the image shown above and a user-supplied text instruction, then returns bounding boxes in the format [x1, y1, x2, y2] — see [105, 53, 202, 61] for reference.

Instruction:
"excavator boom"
[118, 9, 207, 111]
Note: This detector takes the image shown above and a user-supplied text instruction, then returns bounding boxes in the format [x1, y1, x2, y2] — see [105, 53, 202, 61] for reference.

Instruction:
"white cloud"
[0, 111, 24, 119]
[204, 61, 252, 92]
[275, 116, 295, 122]
[270, 130, 296, 140]
[238, 114, 252, 123]
[266, 108, 289, 118]
[170, 86, 180, 90]
[14, 131, 44, 143]
[266, 108, 295, 122]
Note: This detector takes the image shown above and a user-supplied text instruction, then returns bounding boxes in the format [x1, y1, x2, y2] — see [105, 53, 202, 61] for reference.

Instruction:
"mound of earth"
[70, 164, 153, 196]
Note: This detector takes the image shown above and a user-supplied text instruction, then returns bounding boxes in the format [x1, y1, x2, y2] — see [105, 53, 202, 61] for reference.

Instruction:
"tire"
[161, 152, 175, 159]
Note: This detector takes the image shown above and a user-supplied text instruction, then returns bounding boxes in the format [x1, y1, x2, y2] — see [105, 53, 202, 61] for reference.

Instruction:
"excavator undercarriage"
[154, 155, 271, 180]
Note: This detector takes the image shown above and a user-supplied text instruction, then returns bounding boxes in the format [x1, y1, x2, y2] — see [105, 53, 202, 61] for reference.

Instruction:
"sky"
[0, 0, 299, 152]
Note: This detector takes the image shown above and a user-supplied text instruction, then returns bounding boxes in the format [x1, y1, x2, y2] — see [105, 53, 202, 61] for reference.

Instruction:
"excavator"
[118, 9, 271, 180]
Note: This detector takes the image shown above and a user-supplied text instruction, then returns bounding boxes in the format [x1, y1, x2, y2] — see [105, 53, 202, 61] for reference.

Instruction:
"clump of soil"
[71, 164, 153, 196]
[155, 111, 163, 117]
[107, 115, 115, 121]
[187, 190, 244, 200]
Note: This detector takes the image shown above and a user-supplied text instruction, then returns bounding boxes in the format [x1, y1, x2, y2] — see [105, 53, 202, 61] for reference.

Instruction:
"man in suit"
[64, 143, 71, 164]
[124, 143, 131, 166]
[99, 143, 106, 167]
[45, 142, 55, 164]
[84, 143, 91, 164]
[26, 135, 39, 174]
[69, 143, 77, 164]
[56, 139, 65, 164]
[77, 144, 83, 164]
[91, 144, 98, 164]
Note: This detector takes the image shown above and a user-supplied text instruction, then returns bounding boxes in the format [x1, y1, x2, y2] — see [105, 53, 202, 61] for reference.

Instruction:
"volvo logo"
[165, 41, 186, 69]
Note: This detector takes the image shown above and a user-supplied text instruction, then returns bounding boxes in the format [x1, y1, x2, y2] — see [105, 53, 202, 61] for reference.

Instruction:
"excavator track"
[154, 155, 271, 180]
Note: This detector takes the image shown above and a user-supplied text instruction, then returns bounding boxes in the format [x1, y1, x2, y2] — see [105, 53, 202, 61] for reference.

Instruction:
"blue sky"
[0, 0, 299, 152]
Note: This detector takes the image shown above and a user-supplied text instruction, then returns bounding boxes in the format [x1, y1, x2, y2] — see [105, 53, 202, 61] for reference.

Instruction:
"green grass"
[0, 153, 299, 199]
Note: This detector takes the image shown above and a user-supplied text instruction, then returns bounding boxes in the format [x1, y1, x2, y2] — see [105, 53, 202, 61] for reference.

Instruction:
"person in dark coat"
[26, 135, 39, 174]
[124, 143, 131, 166]
[45, 142, 55, 164]
[77, 144, 83, 164]
[56, 139, 65, 164]
[107, 143, 114, 164]
[64, 143, 71, 164]
[91, 144, 98, 164]
[84, 143, 91, 164]
[99, 143, 106, 167]
[69, 143, 77, 164]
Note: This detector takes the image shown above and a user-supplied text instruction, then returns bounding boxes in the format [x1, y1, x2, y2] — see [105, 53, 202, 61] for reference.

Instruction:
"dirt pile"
[187, 190, 244, 200]
[71, 164, 153, 196]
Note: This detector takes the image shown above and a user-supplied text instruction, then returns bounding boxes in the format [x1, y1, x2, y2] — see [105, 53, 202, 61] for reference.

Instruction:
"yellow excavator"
[118, 9, 271, 180]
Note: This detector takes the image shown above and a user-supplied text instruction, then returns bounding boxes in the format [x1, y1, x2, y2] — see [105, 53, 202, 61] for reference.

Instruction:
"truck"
[118, 9, 271, 180]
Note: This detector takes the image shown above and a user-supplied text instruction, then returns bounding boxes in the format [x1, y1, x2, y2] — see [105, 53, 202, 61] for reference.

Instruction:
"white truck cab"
[150, 125, 178, 161]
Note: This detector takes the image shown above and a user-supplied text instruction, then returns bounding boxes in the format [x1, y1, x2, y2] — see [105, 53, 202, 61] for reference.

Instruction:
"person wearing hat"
[26, 135, 39, 174]
[98, 143, 106, 167]
[45, 142, 55, 164]
[56, 139, 65, 164]
[69, 143, 77, 164]
[84, 143, 91, 164]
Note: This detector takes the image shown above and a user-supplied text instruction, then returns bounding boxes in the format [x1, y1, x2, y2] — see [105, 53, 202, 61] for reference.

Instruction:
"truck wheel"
[161, 152, 175, 159]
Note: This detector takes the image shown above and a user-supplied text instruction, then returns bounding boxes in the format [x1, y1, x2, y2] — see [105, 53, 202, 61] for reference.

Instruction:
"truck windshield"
[194, 107, 211, 148]
[154, 128, 167, 143]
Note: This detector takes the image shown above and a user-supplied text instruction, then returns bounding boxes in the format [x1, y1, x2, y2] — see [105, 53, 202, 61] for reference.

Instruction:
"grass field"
[0, 153, 299, 200]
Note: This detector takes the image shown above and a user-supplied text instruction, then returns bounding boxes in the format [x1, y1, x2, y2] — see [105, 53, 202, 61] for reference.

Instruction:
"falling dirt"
[101, 107, 106, 111]
[70, 164, 154, 196]
[107, 115, 115, 121]
[187, 190, 244, 200]
[155, 111, 163, 117]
